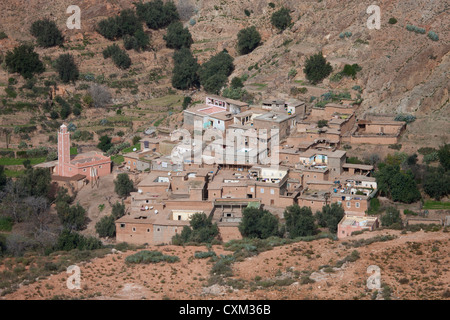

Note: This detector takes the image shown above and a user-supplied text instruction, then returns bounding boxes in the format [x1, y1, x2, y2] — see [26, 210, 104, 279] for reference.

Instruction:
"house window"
[83, 169, 86, 172]
[355, 202, 360, 208]
[120, 223, 125, 228]
[250, 187, 254, 192]
[132, 227, 136, 232]
[99, 165, 102, 169]
[270, 189, 275, 195]
[147, 229, 150, 232]
[346, 202, 351, 208]
[133, 162, 136, 165]
[260, 188, 264, 193]
[157, 228, 160, 232]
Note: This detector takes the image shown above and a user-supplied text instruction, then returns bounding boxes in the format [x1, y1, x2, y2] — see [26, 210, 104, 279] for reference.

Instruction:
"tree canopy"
[315, 203, 345, 233]
[237, 26, 261, 55]
[172, 213, 219, 244]
[135, 0, 180, 30]
[198, 50, 234, 94]
[284, 205, 317, 238]
[164, 21, 193, 49]
[375, 164, 421, 203]
[238, 207, 279, 239]
[5, 45, 45, 79]
[55, 54, 79, 83]
[30, 19, 64, 47]
[303, 52, 333, 84]
[271, 7, 292, 31]
[171, 48, 200, 90]
[114, 173, 135, 198]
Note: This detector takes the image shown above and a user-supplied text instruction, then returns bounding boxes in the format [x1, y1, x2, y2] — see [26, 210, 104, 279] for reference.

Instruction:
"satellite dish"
[133, 148, 137, 151]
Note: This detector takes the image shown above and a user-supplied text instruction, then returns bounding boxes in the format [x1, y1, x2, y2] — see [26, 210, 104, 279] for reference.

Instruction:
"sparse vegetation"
[125, 250, 180, 264]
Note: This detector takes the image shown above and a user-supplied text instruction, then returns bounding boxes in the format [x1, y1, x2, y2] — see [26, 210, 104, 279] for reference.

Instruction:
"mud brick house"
[252, 112, 297, 140]
[115, 204, 214, 245]
[261, 98, 306, 121]
[337, 215, 379, 239]
[309, 103, 357, 122]
[183, 95, 249, 132]
[347, 120, 407, 144]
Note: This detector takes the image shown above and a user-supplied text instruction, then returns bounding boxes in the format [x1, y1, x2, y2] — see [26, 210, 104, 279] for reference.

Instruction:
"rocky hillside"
[0, 0, 448, 142]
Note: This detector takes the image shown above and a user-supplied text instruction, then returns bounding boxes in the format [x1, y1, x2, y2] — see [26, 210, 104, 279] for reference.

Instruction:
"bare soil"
[1, 229, 449, 300]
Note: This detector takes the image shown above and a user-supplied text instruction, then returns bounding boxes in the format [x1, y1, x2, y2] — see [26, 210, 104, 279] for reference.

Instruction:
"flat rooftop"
[340, 215, 377, 228]
[254, 112, 293, 123]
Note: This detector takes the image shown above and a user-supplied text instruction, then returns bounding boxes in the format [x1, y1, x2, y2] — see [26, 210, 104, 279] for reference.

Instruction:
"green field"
[4, 169, 25, 177]
[0, 157, 46, 166]
[121, 143, 140, 154]
[111, 155, 124, 165]
[423, 201, 450, 210]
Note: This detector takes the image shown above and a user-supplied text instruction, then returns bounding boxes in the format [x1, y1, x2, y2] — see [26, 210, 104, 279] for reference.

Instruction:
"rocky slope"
[1, 0, 448, 128]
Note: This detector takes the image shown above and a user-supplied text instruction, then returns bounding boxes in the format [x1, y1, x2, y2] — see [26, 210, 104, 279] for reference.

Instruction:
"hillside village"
[0, 0, 449, 302]
[34, 92, 445, 245]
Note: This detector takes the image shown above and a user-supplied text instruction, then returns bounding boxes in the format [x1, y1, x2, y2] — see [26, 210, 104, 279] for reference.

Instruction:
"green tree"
[423, 167, 450, 200]
[238, 207, 279, 239]
[95, 215, 116, 238]
[114, 173, 135, 198]
[375, 164, 421, 204]
[0, 165, 8, 191]
[237, 26, 261, 55]
[97, 9, 142, 40]
[172, 213, 219, 244]
[380, 206, 402, 227]
[315, 203, 345, 233]
[97, 135, 112, 152]
[271, 7, 292, 31]
[230, 77, 244, 89]
[171, 48, 200, 90]
[284, 205, 317, 238]
[198, 50, 234, 94]
[55, 53, 79, 83]
[303, 52, 333, 84]
[135, 0, 180, 30]
[30, 19, 64, 47]
[111, 201, 126, 219]
[164, 21, 193, 49]
[57, 203, 88, 231]
[342, 64, 362, 79]
[5, 45, 45, 79]
[19, 167, 52, 198]
[55, 229, 102, 251]
[437, 144, 450, 171]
